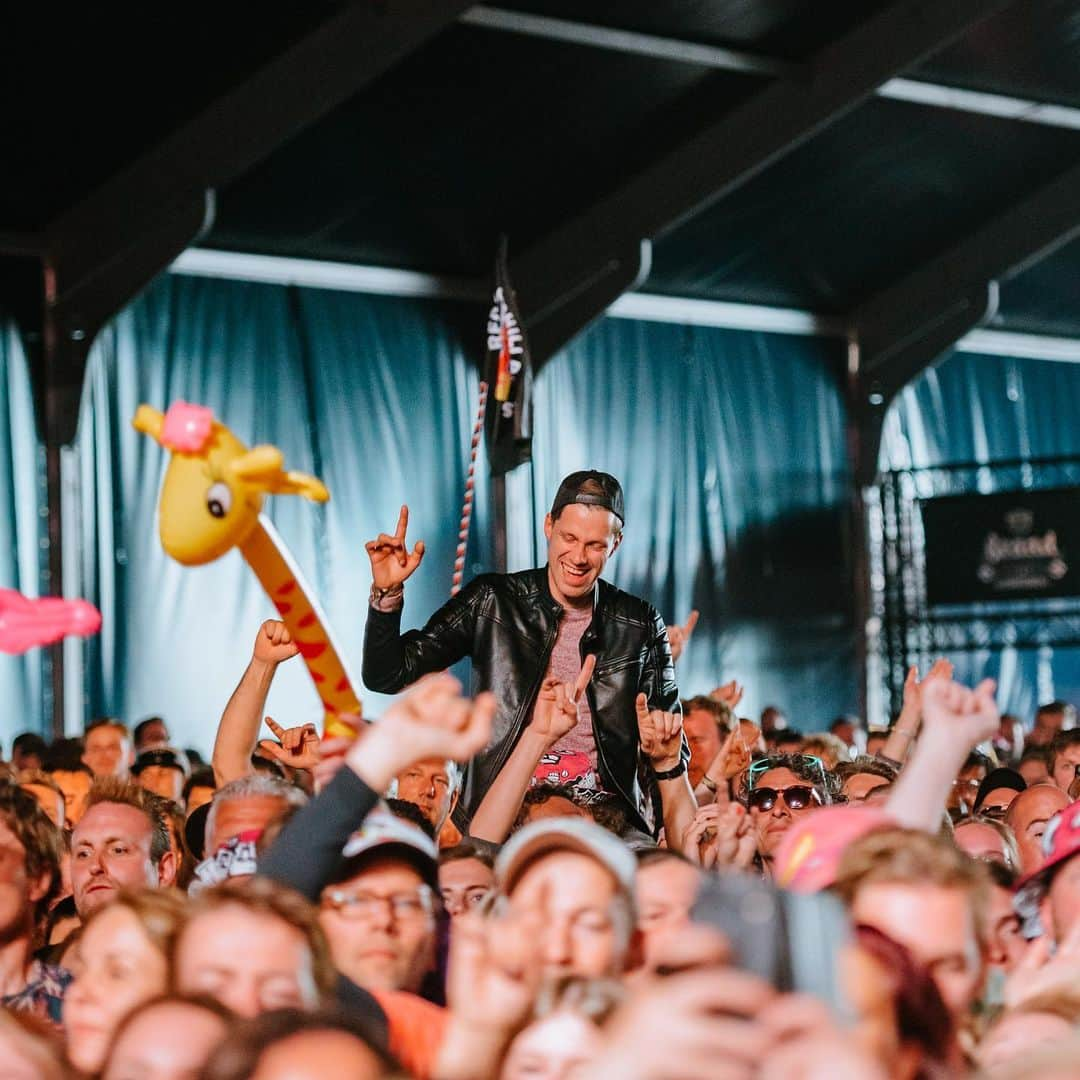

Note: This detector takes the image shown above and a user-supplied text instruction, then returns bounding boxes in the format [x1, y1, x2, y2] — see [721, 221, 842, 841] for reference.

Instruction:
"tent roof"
[3, 2, 1079, 338]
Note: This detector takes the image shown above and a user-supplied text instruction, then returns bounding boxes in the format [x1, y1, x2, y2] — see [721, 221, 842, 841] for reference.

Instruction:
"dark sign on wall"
[921, 488, 1080, 606]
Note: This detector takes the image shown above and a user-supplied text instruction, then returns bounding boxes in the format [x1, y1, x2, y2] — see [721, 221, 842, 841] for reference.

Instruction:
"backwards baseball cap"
[774, 805, 896, 894]
[132, 747, 190, 778]
[550, 471, 625, 526]
[341, 807, 440, 891]
[495, 816, 636, 896]
[1014, 798, 1080, 918]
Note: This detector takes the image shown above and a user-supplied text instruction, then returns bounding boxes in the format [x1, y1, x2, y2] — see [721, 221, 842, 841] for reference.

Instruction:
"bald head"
[1005, 783, 1069, 875]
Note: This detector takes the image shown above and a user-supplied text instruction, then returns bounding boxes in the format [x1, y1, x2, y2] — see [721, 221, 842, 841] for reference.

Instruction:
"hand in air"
[901, 658, 954, 712]
[365, 504, 425, 589]
[636, 694, 684, 772]
[347, 673, 495, 792]
[667, 610, 699, 664]
[920, 676, 999, 749]
[258, 717, 321, 771]
[680, 802, 756, 869]
[252, 620, 300, 666]
[530, 655, 596, 745]
[710, 679, 745, 711]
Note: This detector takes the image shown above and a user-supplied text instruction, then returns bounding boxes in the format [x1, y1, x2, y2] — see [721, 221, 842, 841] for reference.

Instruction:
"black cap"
[132, 747, 189, 778]
[974, 767, 1026, 813]
[550, 470, 625, 525]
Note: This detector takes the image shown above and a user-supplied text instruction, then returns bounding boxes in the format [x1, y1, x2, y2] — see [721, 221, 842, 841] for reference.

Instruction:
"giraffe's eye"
[206, 482, 232, 519]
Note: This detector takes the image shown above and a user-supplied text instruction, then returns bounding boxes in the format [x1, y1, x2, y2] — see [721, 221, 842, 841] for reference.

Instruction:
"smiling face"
[544, 505, 621, 607]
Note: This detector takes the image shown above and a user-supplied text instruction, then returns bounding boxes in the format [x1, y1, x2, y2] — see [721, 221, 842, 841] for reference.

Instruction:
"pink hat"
[774, 805, 895, 893]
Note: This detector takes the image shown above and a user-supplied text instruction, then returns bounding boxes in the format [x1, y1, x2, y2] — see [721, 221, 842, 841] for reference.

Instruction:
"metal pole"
[41, 268, 65, 738]
[492, 473, 508, 573]
[844, 334, 871, 726]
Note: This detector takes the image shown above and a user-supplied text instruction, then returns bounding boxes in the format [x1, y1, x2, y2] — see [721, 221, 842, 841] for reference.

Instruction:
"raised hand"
[920, 676, 999, 748]
[252, 619, 300, 666]
[710, 679, 745, 712]
[347, 673, 495, 793]
[902, 658, 954, 711]
[365, 504, 426, 590]
[636, 693, 684, 772]
[436, 905, 545, 1078]
[530, 655, 595, 745]
[257, 717, 321, 771]
[681, 802, 755, 869]
[667, 610, 699, 664]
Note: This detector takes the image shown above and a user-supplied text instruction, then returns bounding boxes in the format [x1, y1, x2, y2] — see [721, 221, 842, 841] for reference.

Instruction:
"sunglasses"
[748, 785, 818, 812]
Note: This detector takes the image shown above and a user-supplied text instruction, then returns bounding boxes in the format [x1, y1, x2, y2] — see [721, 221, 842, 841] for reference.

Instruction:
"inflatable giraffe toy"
[134, 401, 360, 738]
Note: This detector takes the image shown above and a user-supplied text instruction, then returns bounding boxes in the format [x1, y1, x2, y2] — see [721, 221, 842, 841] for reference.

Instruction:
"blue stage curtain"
[882, 349, 1080, 720]
[508, 315, 855, 730]
[0, 322, 45, 742]
[73, 274, 489, 751]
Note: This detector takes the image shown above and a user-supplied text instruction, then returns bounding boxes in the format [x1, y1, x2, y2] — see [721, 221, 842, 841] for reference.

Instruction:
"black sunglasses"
[748, 785, 817, 812]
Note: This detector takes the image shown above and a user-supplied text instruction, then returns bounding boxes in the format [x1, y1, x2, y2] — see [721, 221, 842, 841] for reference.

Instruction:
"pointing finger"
[635, 692, 650, 721]
[265, 716, 285, 739]
[395, 504, 409, 541]
[683, 610, 700, 637]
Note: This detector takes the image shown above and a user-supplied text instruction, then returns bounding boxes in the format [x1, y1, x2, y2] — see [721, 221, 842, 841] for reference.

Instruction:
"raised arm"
[361, 504, 481, 693]
[469, 656, 596, 843]
[637, 694, 696, 847]
[212, 620, 300, 785]
[879, 659, 953, 766]
[885, 675, 998, 832]
[261, 674, 495, 899]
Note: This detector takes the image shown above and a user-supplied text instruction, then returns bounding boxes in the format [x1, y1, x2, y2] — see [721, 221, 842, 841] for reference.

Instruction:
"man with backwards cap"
[362, 471, 686, 837]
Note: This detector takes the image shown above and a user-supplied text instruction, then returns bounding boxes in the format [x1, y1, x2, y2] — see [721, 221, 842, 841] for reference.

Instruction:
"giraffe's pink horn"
[159, 402, 215, 453]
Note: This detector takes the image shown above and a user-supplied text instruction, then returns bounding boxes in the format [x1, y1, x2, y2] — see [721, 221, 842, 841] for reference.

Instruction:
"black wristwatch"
[653, 759, 687, 781]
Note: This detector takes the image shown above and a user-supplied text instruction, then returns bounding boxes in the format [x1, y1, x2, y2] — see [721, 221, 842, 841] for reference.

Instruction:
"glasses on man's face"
[747, 785, 818, 813]
[979, 804, 1008, 821]
[321, 886, 434, 922]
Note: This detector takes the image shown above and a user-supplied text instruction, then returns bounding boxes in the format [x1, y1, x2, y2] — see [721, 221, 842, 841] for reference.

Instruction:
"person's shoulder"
[598, 578, 659, 623]
[461, 568, 545, 598]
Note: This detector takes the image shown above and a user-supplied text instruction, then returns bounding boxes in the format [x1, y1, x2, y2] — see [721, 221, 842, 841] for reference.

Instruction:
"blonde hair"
[954, 815, 1021, 873]
[799, 733, 849, 770]
[82, 888, 189, 967]
[179, 876, 336, 999]
[83, 776, 171, 864]
[833, 828, 990, 944]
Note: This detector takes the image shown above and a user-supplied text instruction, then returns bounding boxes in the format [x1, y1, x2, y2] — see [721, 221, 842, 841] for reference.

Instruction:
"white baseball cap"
[495, 816, 636, 895]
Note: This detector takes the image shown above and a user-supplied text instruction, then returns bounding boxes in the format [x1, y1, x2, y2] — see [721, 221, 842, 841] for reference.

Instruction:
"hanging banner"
[921, 488, 1080, 605]
[484, 237, 533, 475]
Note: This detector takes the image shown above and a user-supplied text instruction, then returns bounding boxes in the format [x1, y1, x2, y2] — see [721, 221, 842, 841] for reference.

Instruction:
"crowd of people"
[2, 470, 1080, 1078]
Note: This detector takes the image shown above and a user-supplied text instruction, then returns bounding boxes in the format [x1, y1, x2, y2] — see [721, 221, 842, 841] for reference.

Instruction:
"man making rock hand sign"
[362, 472, 685, 838]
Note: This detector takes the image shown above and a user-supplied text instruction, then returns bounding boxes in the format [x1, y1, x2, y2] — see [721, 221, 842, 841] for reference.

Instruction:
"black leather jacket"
[362, 568, 684, 835]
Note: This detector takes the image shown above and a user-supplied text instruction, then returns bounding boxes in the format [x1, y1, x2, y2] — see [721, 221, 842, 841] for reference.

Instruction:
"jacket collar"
[536, 565, 606, 618]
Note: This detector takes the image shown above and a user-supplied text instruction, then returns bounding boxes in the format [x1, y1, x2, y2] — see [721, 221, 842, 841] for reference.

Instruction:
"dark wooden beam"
[511, 0, 1015, 327]
[45, 0, 469, 306]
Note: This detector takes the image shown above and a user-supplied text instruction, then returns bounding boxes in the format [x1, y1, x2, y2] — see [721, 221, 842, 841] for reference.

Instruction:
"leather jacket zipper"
[488, 609, 562, 782]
